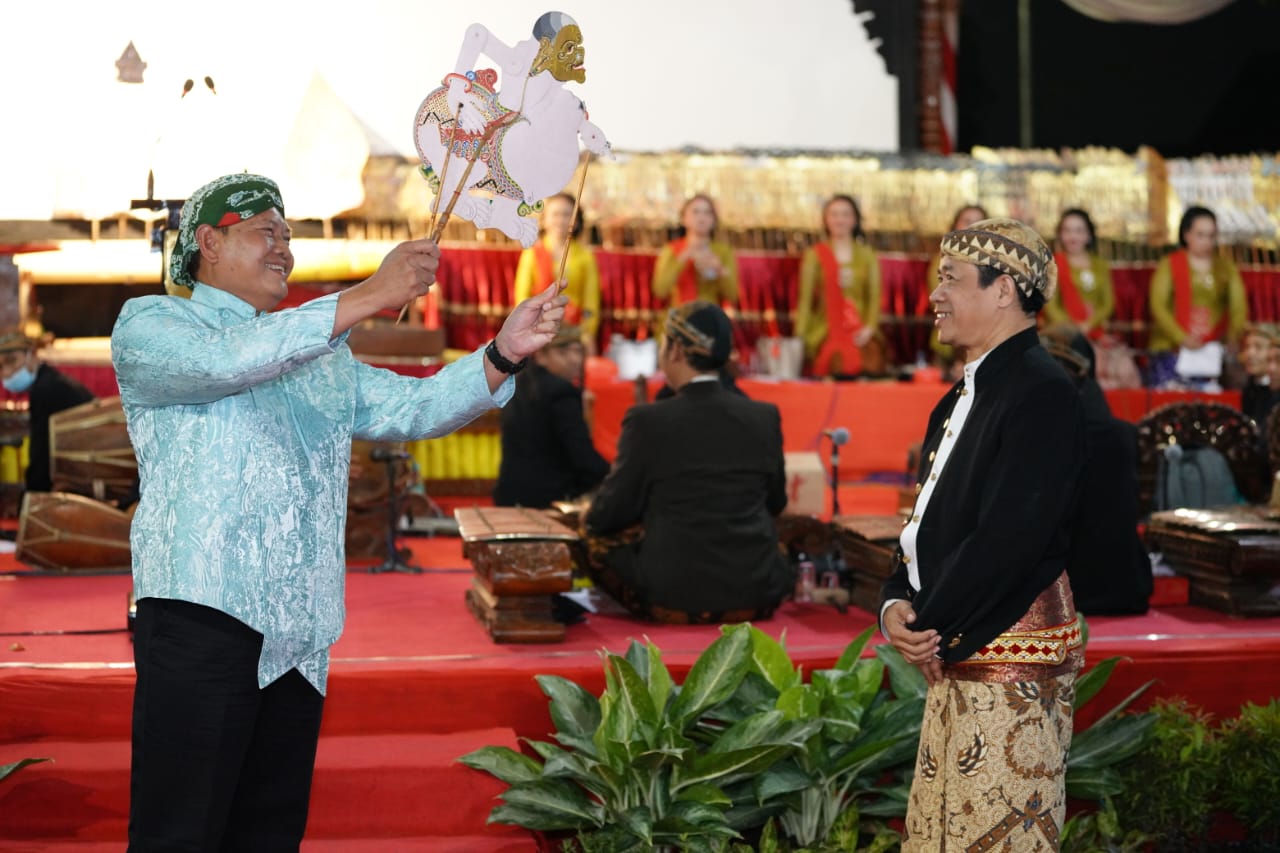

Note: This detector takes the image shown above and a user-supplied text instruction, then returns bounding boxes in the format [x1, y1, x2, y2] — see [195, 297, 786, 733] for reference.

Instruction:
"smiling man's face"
[200, 208, 294, 311]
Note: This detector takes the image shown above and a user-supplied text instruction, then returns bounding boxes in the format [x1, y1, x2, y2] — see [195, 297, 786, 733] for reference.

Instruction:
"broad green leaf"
[537, 674, 602, 740]
[819, 714, 863, 745]
[854, 696, 925, 773]
[715, 672, 780, 725]
[1090, 679, 1158, 728]
[707, 710, 787, 754]
[614, 805, 656, 847]
[1072, 655, 1124, 709]
[457, 745, 543, 785]
[580, 824, 651, 852]
[848, 658, 886, 708]
[1068, 712, 1156, 770]
[524, 739, 561, 761]
[834, 624, 878, 672]
[775, 718, 825, 749]
[723, 800, 788, 833]
[1064, 765, 1123, 800]
[646, 640, 676, 716]
[668, 799, 735, 829]
[747, 625, 800, 692]
[594, 700, 636, 772]
[552, 732, 598, 756]
[830, 736, 901, 779]
[607, 654, 659, 745]
[624, 638, 650, 680]
[676, 782, 733, 807]
[776, 684, 821, 720]
[0, 757, 50, 783]
[753, 760, 813, 802]
[540, 745, 589, 778]
[861, 693, 924, 737]
[810, 668, 854, 700]
[668, 626, 753, 728]
[654, 809, 739, 841]
[491, 779, 606, 830]
[672, 744, 792, 792]
[859, 781, 911, 817]
[632, 744, 688, 772]
[875, 643, 927, 700]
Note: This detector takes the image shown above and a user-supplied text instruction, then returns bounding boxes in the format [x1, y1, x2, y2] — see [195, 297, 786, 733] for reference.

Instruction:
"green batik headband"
[169, 173, 285, 288]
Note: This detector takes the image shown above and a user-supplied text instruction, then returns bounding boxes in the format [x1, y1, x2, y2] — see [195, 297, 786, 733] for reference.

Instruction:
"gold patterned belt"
[954, 617, 1084, 667]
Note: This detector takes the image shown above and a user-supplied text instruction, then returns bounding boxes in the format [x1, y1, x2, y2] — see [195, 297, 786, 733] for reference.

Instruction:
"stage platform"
[2, 534, 1279, 850]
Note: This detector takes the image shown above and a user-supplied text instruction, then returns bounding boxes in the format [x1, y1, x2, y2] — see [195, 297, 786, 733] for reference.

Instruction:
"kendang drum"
[16, 491, 132, 573]
[49, 397, 138, 505]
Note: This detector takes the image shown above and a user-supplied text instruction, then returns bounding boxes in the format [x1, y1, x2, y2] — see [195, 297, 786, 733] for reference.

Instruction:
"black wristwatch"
[485, 339, 528, 374]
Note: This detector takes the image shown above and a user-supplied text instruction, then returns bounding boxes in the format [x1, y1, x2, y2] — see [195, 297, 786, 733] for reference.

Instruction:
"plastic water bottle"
[795, 552, 816, 603]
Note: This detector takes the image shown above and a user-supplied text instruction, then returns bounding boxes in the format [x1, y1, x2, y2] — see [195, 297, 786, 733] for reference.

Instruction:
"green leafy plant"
[1060, 794, 1155, 853]
[1216, 698, 1280, 845]
[707, 625, 923, 847]
[1113, 697, 1222, 848]
[461, 616, 1177, 852]
[0, 757, 50, 785]
[1064, 655, 1157, 800]
[460, 624, 810, 851]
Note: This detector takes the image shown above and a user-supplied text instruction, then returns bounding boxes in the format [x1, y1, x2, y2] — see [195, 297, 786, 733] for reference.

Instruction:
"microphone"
[822, 427, 850, 447]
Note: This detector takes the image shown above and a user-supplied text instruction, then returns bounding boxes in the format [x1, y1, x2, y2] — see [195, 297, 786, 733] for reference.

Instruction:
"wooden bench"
[455, 506, 578, 642]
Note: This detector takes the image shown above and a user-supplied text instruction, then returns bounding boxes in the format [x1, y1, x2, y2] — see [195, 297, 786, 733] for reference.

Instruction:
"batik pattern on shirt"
[112, 285, 512, 693]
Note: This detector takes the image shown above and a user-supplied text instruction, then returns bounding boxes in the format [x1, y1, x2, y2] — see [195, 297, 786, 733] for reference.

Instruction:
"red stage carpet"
[2, 535, 1279, 849]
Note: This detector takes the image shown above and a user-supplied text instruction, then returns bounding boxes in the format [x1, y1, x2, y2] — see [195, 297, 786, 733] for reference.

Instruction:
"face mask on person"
[2, 365, 35, 393]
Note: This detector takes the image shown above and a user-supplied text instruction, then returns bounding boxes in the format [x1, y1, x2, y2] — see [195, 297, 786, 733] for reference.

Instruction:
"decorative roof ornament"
[115, 41, 146, 84]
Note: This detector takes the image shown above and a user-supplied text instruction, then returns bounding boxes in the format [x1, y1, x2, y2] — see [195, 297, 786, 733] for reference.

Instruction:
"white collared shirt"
[880, 350, 991, 635]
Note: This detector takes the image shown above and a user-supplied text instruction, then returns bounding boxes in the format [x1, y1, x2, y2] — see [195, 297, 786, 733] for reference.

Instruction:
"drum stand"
[368, 447, 422, 574]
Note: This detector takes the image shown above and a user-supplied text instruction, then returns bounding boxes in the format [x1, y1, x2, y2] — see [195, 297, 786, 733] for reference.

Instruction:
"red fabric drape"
[1054, 252, 1089, 324]
[811, 243, 863, 375]
[664, 238, 701, 305]
[1170, 249, 1227, 343]
[530, 242, 580, 324]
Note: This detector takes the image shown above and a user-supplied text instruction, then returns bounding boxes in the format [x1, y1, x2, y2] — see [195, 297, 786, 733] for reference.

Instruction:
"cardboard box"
[784, 451, 827, 517]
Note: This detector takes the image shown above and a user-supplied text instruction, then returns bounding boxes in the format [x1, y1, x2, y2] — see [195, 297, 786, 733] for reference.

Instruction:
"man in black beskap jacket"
[493, 324, 609, 508]
[880, 219, 1086, 852]
[585, 301, 790, 623]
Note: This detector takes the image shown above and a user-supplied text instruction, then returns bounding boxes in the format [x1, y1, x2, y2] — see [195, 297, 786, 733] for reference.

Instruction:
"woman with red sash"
[651, 195, 739, 318]
[513, 193, 602, 349]
[795, 194, 882, 377]
[1148, 206, 1248, 385]
[1044, 208, 1115, 340]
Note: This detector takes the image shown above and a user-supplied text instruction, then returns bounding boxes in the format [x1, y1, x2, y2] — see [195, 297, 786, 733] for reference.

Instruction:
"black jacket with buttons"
[881, 327, 1085, 663]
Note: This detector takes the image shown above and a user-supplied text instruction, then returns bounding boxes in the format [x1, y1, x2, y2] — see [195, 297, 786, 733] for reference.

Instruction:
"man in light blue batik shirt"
[111, 172, 568, 852]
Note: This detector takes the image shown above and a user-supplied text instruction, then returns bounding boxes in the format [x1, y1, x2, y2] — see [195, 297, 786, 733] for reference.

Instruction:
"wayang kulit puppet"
[413, 11, 611, 252]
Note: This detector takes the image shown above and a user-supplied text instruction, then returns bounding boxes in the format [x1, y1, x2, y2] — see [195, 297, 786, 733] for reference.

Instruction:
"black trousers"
[128, 598, 325, 853]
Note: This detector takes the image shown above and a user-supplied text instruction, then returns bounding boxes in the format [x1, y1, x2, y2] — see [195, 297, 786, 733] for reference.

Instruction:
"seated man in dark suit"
[1042, 325, 1152, 614]
[494, 324, 609, 508]
[0, 329, 95, 493]
[584, 301, 790, 623]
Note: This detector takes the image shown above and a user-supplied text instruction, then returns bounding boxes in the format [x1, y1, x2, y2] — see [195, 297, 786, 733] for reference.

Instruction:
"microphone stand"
[828, 435, 841, 519]
[369, 448, 423, 574]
